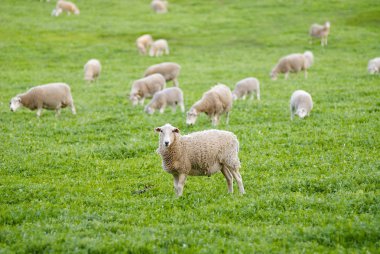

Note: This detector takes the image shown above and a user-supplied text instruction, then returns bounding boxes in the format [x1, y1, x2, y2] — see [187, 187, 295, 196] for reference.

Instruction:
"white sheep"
[309, 21, 330, 47]
[136, 34, 153, 55]
[186, 84, 232, 126]
[9, 83, 76, 117]
[144, 62, 181, 87]
[52, 0, 80, 16]
[151, 0, 168, 14]
[368, 57, 380, 74]
[155, 123, 245, 196]
[270, 51, 314, 80]
[232, 77, 260, 100]
[129, 73, 166, 106]
[84, 59, 101, 83]
[149, 39, 169, 57]
[290, 90, 313, 120]
[145, 87, 184, 114]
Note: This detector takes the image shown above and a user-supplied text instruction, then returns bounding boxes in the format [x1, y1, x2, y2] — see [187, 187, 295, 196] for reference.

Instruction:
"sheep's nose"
[164, 141, 169, 146]
[10, 108, 14, 112]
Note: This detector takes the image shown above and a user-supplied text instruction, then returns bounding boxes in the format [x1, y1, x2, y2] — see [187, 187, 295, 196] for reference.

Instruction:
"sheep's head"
[325, 21, 330, 29]
[368, 65, 377, 74]
[145, 105, 154, 115]
[186, 108, 198, 125]
[74, 9, 80, 15]
[232, 92, 238, 101]
[129, 92, 141, 106]
[296, 108, 308, 119]
[10, 96, 22, 112]
[155, 123, 179, 148]
[270, 70, 277, 80]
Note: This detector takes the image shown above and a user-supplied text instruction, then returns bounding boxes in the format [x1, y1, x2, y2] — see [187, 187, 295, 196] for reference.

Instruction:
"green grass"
[0, 0, 379, 253]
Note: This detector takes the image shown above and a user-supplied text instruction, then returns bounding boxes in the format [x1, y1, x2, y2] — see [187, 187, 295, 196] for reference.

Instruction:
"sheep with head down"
[232, 77, 260, 101]
[144, 62, 181, 87]
[52, 0, 80, 16]
[136, 34, 153, 55]
[84, 59, 101, 83]
[129, 73, 166, 106]
[368, 57, 380, 74]
[309, 21, 330, 47]
[270, 51, 314, 80]
[290, 90, 313, 120]
[155, 123, 245, 196]
[149, 39, 170, 57]
[144, 87, 184, 114]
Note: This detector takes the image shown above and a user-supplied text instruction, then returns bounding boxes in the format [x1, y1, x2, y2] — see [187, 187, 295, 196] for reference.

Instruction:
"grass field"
[1, 0, 379, 253]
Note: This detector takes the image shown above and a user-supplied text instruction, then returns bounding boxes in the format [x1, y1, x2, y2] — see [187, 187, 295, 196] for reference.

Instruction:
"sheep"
[149, 39, 170, 57]
[186, 84, 232, 126]
[84, 59, 101, 83]
[151, 0, 168, 14]
[129, 73, 166, 106]
[290, 90, 313, 120]
[155, 123, 245, 196]
[309, 21, 330, 47]
[136, 34, 153, 55]
[368, 57, 380, 74]
[145, 87, 184, 114]
[52, 0, 80, 16]
[9, 83, 76, 117]
[144, 62, 181, 87]
[270, 51, 314, 80]
[232, 77, 260, 101]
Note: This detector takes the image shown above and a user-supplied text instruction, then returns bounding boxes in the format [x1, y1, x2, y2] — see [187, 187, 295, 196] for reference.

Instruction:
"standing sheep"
[186, 84, 232, 126]
[136, 34, 153, 55]
[149, 39, 170, 57]
[145, 87, 184, 114]
[290, 90, 313, 120]
[84, 59, 101, 83]
[151, 0, 168, 14]
[232, 77, 260, 100]
[309, 21, 330, 47]
[144, 62, 181, 87]
[270, 51, 314, 80]
[9, 83, 76, 117]
[155, 123, 245, 196]
[51, 0, 80, 16]
[368, 57, 380, 74]
[129, 73, 166, 106]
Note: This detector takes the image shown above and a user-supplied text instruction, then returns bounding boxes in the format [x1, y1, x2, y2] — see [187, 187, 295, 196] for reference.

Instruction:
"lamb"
[290, 90, 313, 120]
[129, 73, 166, 106]
[151, 0, 168, 14]
[270, 51, 314, 80]
[52, 0, 80, 16]
[309, 21, 330, 47]
[155, 123, 245, 196]
[149, 39, 170, 57]
[84, 59, 101, 83]
[145, 87, 184, 114]
[368, 57, 380, 74]
[9, 83, 76, 117]
[186, 84, 232, 126]
[232, 77, 260, 100]
[144, 62, 181, 87]
[136, 34, 153, 55]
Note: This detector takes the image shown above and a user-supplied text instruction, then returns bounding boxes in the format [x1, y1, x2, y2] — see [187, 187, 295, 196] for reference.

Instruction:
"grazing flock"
[9, 1, 379, 196]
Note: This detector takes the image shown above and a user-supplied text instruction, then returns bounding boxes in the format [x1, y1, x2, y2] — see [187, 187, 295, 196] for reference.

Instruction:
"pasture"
[0, 0, 379, 252]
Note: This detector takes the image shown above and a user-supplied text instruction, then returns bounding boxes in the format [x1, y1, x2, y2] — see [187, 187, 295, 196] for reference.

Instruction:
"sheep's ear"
[172, 128, 179, 133]
[155, 127, 161, 133]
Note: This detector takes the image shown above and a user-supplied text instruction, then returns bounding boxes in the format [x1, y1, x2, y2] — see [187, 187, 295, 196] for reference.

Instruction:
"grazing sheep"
[84, 59, 101, 83]
[151, 0, 168, 14]
[309, 21, 330, 47]
[186, 84, 232, 126]
[9, 83, 76, 117]
[149, 39, 170, 57]
[145, 87, 184, 114]
[144, 62, 181, 87]
[368, 57, 380, 74]
[136, 34, 153, 55]
[290, 90, 313, 120]
[155, 123, 245, 196]
[52, 0, 80, 16]
[129, 73, 166, 106]
[232, 77, 260, 101]
[270, 51, 314, 80]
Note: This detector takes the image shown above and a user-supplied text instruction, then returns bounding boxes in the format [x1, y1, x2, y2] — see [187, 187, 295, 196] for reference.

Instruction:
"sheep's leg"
[171, 104, 177, 113]
[159, 106, 165, 114]
[173, 175, 179, 195]
[176, 174, 187, 197]
[242, 94, 246, 100]
[36, 108, 42, 117]
[165, 47, 170, 55]
[173, 78, 179, 87]
[70, 103, 77, 115]
[139, 98, 145, 106]
[225, 112, 230, 125]
[211, 115, 218, 126]
[304, 69, 308, 79]
[55, 108, 61, 117]
[221, 166, 233, 193]
[284, 72, 289, 80]
[256, 91, 260, 101]
[179, 102, 185, 112]
[229, 169, 245, 194]
[290, 107, 295, 120]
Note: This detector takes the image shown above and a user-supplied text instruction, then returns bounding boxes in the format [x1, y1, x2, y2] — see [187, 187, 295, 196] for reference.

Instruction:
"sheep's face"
[145, 105, 154, 115]
[10, 96, 22, 112]
[232, 93, 238, 101]
[270, 71, 277, 80]
[155, 124, 179, 148]
[186, 108, 198, 125]
[74, 9, 80, 15]
[130, 93, 140, 106]
[297, 108, 308, 119]
[368, 66, 377, 74]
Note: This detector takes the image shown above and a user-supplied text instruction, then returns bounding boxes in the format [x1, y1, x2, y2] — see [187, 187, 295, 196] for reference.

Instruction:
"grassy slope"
[0, 0, 379, 253]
